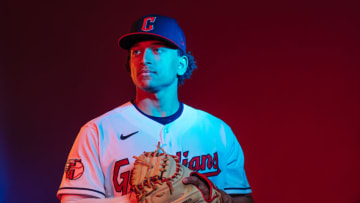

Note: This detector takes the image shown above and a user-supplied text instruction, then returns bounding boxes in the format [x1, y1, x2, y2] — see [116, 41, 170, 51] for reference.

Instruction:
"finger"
[182, 176, 201, 185]
[182, 176, 210, 199]
[219, 189, 232, 203]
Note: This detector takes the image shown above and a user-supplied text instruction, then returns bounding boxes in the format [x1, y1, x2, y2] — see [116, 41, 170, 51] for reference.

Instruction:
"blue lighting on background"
[0, 127, 8, 203]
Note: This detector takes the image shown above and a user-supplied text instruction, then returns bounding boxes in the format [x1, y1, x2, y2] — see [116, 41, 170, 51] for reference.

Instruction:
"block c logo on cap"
[141, 17, 156, 31]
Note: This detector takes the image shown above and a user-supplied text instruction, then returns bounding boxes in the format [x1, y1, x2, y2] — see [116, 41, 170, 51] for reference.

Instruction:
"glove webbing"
[132, 144, 181, 201]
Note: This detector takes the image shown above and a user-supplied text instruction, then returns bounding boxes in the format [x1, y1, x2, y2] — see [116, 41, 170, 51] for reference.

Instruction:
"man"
[57, 14, 253, 203]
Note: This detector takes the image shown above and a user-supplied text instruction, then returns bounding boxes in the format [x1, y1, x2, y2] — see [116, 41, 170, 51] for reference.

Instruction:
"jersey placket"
[159, 124, 172, 152]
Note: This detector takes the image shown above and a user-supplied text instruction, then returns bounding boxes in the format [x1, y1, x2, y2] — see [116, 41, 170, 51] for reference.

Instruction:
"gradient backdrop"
[3, 0, 360, 202]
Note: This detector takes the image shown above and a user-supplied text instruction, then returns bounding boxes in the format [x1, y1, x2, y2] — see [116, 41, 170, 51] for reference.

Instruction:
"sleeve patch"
[65, 159, 84, 180]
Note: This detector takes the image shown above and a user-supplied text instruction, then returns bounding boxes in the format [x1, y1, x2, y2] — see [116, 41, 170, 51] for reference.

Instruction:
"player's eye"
[152, 47, 163, 54]
[132, 50, 141, 56]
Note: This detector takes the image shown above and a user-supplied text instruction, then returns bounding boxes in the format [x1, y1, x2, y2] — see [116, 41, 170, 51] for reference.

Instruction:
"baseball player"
[57, 14, 253, 203]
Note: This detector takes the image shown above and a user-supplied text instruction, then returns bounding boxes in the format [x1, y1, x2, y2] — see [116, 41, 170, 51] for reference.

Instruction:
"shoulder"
[182, 104, 232, 131]
[82, 101, 135, 129]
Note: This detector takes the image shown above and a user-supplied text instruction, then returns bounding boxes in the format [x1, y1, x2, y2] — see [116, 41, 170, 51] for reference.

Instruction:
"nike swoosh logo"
[120, 131, 139, 140]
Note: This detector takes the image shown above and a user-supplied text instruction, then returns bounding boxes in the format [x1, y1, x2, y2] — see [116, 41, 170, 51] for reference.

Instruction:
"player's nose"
[140, 48, 153, 65]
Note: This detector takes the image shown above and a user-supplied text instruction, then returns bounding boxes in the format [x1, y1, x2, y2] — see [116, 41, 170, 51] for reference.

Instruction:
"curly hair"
[177, 50, 197, 85]
[125, 49, 198, 85]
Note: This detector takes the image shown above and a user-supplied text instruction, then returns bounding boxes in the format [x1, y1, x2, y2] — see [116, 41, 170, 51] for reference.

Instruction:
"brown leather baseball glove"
[131, 143, 222, 203]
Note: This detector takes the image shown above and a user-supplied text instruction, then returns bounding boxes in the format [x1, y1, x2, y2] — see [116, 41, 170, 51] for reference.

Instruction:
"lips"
[138, 69, 155, 75]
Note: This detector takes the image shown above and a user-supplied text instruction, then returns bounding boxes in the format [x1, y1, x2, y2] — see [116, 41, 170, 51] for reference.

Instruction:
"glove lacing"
[132, 143, 182, 201]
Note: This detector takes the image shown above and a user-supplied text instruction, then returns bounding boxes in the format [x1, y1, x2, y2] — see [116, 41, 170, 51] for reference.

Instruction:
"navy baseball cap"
[118, 14, 186, 53]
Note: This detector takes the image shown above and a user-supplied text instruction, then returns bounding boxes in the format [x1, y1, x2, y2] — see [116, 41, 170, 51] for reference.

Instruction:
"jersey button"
[164, 128, 168, 134]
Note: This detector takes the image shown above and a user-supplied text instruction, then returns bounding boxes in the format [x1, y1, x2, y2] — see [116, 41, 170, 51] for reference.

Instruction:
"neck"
[134, 85, 180, 117]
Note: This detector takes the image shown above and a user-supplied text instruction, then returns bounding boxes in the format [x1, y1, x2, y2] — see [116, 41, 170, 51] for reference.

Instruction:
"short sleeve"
[57, 124, 105, 199]
[224, 126, 252, 194]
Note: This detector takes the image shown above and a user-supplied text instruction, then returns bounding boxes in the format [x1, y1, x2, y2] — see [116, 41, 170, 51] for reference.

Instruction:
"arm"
[230, 193, 254, 203]
[60, 194, 134, 203]
[183, 176, 254, 203]
[57, 125, 107, 200]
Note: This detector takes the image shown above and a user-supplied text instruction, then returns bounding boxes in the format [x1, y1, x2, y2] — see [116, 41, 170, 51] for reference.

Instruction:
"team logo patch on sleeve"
[65, 159, 84, 180]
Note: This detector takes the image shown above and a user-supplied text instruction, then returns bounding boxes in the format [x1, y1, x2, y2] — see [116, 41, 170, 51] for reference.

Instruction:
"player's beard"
[133, 74, 179, 94]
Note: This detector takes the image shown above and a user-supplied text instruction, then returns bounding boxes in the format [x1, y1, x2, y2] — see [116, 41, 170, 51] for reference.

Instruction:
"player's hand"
[183, 176, 232, 203]
[218, 189, 233, 203]
[183, 175, 233, 203]
[183, 176, 210, 199]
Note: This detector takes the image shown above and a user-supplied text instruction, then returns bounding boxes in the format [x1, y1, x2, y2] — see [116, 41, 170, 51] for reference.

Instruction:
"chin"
[136, 82, 158, 93]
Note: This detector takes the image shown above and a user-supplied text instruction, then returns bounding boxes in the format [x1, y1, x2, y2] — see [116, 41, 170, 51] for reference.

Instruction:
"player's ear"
[177, 55, 188, 76]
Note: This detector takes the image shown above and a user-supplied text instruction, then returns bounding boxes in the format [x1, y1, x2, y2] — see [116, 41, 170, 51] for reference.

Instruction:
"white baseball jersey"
[57, 102, 251, 200]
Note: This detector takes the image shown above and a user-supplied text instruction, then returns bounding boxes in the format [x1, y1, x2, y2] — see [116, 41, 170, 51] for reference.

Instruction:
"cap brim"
[118, 32, 180, 50]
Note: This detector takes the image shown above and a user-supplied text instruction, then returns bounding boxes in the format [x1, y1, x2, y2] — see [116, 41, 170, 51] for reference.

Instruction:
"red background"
[2, 0, 360, 202]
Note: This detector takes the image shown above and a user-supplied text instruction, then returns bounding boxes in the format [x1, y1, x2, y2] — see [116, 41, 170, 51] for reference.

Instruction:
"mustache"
[137, 67, 156, 74]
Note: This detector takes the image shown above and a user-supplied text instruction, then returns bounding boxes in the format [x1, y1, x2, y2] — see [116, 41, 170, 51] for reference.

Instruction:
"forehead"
[130, 40, 172, 49]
